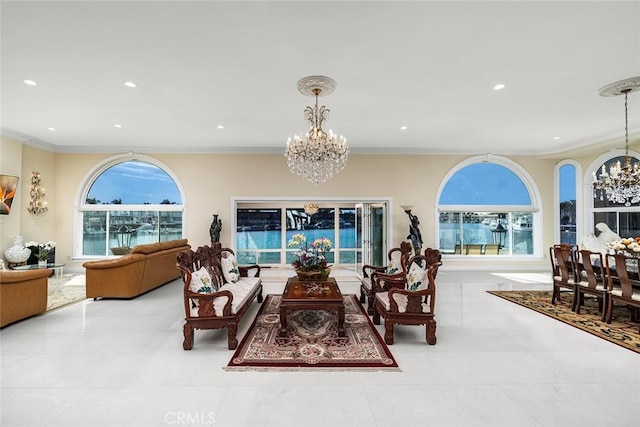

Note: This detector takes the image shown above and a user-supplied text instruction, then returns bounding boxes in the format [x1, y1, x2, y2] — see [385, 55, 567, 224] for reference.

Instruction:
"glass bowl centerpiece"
[287, 233, 332, 280]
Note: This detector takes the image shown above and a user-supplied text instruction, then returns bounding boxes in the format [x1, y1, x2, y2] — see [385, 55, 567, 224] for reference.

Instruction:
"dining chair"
[605, 253, 640, 332]
[550, 244, 578, 309]
[573, 249, 608, 320]
[467, 244, 483, 255]
[484, 244, 500, 255]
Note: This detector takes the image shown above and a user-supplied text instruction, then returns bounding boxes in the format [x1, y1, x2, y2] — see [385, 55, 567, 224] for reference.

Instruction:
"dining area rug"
[488, 290, 640, 354]
[225, 294, 400, 371]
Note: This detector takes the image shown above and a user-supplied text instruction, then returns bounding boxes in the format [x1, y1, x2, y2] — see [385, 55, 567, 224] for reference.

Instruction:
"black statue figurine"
[406, 210, 423, 254]
[210, 214, 222, 243]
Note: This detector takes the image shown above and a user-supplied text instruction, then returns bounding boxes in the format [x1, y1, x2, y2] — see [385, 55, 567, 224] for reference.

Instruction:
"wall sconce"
[27, 172, 48, 217]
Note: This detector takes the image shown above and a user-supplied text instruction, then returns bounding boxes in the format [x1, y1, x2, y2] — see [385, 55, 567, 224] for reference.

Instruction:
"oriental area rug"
[488, 290, 640, 354]
[225, 294, 400, 371]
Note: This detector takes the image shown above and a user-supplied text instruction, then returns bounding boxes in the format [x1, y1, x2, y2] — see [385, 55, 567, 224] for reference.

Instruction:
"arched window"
[437, 156, 540, 256]
[76, 155, 185, 257]
[587, 150, 640, 238]
[555, 160, 581, 245]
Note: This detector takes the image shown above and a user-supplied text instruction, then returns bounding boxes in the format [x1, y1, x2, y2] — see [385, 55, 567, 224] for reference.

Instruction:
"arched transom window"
[437, 156, 540, 256]
[76, 156, 185, 257]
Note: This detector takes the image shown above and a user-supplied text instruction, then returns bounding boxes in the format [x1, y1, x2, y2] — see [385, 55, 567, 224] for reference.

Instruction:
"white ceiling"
[1, 1, 639, 157]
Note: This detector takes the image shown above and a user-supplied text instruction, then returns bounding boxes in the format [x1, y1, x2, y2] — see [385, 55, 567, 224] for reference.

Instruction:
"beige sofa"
[84, 239, 190, 299]
[1, 269, 51, 327]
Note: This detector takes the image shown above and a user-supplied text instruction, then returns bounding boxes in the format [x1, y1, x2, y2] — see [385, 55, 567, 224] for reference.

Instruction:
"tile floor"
[1, 270, 639, 426]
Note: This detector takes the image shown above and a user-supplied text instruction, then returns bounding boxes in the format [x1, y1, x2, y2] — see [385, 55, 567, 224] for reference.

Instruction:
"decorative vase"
[295, 267, 331, 281]
[38, 260, 48, 268]
[4, 236, 32, 263]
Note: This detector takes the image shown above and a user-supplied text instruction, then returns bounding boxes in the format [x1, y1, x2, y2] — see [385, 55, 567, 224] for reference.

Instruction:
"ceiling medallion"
[284, 75, 349, 185]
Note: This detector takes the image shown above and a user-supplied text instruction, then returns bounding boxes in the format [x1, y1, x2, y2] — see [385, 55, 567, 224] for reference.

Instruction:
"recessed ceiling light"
[400, 126, 408, 131]
[124, 81, 137, 88]
[23, 79, 37, 86]
[47, 127, 56, 131]
[493, 83, 506, 90]
[217, 125, 224, 129]
[553, 136, 560, 140]
[113, 124, 122, 128]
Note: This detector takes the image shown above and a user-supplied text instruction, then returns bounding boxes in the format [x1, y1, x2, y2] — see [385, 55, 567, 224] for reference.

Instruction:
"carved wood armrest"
[362, 264, 385, 278]
[372, 272, 406, 292]
[387, 287, 433, 313]
[185, 289, 234, 317]
[239, 264, 261, 277]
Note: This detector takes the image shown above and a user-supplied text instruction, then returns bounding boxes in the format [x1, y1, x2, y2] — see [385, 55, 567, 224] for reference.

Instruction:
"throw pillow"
[386, 258, 401, 275]
[189, 266, 215, 294]
[407, 262, 427, 291]
[221, 253, 240, 283]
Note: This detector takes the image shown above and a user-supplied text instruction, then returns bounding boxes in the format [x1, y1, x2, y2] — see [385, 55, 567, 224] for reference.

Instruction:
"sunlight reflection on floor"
[491, 272, 551, 283]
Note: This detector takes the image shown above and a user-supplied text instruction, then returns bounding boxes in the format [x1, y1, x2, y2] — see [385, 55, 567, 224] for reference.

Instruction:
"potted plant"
[287, 234, 332, 280]
[25, 241, 56, 267]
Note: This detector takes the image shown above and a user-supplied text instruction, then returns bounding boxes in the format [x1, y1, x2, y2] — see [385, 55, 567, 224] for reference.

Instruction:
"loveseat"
[1, 269, 51, 327]
[83, 239, 191, 299]
[176, 243, 262, 350]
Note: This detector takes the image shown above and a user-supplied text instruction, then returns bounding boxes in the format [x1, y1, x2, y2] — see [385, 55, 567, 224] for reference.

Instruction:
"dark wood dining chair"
[550, 244, 578, 309]
[574, 249, 608, 320]
[605, 253, 640, 332]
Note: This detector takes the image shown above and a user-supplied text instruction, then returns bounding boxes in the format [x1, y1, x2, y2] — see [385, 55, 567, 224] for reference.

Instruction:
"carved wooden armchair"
[373, 254, 441, 345]
[359, 241, 413, 315]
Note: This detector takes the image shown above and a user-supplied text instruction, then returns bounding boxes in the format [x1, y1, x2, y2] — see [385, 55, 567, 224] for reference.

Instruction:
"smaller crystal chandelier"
[593, 76, 640, 207]
[27, 171, 48, 216]
[304, 203, 319, 216]
[285, 76, 349, 185]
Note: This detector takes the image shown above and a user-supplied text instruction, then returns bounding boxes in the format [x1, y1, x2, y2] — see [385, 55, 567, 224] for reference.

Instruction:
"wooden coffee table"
[279, 277, 346, 337]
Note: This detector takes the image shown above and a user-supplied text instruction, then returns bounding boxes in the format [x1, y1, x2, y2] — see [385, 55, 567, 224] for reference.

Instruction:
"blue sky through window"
[87, 161, 181, 204]
[439, 163, 531, 205]
[559, 164, 576, 202]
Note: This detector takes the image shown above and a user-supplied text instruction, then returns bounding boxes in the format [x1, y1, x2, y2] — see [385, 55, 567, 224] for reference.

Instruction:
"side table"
[13, 263, 65, 279]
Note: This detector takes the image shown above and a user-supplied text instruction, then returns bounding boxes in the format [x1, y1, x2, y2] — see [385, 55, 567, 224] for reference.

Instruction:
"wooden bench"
[175, 242, 262, 350]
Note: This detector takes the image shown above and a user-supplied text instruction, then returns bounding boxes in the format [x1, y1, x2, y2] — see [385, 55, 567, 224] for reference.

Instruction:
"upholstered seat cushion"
[553, 275, 577, 285]
[375, 292, 431, 314]
[610, 289, 640, 301]
[189, 277, 260, 317]
[576, 280, 607, 291]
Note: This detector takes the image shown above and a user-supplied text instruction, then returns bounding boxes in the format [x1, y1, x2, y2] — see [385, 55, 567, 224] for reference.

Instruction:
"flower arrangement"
[287, 234, 332, 273]
[25, 240, 56, 261]
[606, 237, 640, 257]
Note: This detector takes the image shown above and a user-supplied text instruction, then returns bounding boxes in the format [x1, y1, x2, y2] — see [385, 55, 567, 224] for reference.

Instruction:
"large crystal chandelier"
[593, 76, 640, 207]
[285, 76, 349, 185]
